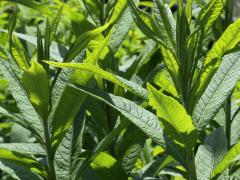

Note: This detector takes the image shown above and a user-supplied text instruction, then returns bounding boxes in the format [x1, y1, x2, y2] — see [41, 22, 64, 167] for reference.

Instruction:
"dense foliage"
[0, 0, 240, 179]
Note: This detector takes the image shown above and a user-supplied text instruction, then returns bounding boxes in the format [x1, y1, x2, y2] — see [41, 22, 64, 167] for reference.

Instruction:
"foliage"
[0, 0, 240, 179]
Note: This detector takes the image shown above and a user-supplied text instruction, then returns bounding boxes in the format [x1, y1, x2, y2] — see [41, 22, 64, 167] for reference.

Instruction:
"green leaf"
[186, 0, 193, 24]
[0, 148, 48, 179]
[153, 0, 176, 51]
[0, 161, 41, 180]
[191, 17, 240, 108]
[10, 36, 30, 71]
[108, 0, 139, 54]
[64, 22, 110, 61]
[128, 0, 160, 41]
[0, 29, 67, 61]
[0, 143, 45, 156]
[195, 128, 227, 180]
[55, 107, 86, 180]
[49, 51, 86, 152]
[22, 61, 50, 120]
[0, 48, 44, 140]
[212, 141, 240, 179]
[193, 52, 240, 129]
[44, 6, 63, 60]
[90, 152, 126, 180]
[83, 0, 103, 25]
[148, 84, 197, 149]
[62, 81, 165, 146]
[6, 0, 51, 15]
[160, 47, 182, 97]
[196, 0, 223, 33]
[77, 120, 128, 177]
[45, 61, 148, 100]
[121, 142, 144, 174]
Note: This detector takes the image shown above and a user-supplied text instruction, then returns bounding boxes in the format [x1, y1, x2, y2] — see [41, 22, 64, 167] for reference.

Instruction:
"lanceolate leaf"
[10, 36, 30, 71]
[212, 141, 240, 179]
[148, 84, 197, 149]
[22, 61, 50, 120]
[153, 0, 176, 51]
[108, 0, 139, 54]
[62, 81, 165, 146]
[0, 49, 44, 140]
[55, 107, 86, 180]
[45, 61, 148, 100]
[191, 17, 240, 109]
[196, 0, 223, 33]
[195, 128, 227, 180]
[160, 47, 182, 97]
[193, 52, 240, 129]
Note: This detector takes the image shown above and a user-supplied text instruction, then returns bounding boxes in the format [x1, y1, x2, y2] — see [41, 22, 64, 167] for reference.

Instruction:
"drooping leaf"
[193, 52, 240, 129]
[45, 61, 148, 100]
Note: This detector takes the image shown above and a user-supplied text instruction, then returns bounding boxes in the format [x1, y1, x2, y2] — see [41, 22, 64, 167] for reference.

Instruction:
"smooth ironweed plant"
[0, 0, 240, 179]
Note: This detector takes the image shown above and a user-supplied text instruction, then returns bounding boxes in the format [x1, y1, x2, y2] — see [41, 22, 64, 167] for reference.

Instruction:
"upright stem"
[187, 151, 197, 180]
[43, 120, 56, 180]
[225, 94, 232, 149]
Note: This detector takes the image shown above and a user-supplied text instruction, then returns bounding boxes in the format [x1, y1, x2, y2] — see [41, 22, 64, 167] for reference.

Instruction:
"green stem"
[225, 94, 232, 149]
[43, 120, 56, 180]
[187, 151, 197, 180]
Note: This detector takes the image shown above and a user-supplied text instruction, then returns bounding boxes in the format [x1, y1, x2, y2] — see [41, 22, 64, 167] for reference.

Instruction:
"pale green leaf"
[148, 84, 197, 148]
[196, 0, 223, 33]
[45, 61, 148, 100]
[22, 61, 50, 120]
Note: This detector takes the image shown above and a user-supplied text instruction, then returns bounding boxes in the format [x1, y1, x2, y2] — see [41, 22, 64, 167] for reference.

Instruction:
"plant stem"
[43, 120, 56, 180]
[187, 151, 197, 180]
[225, 94, 232, 149]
